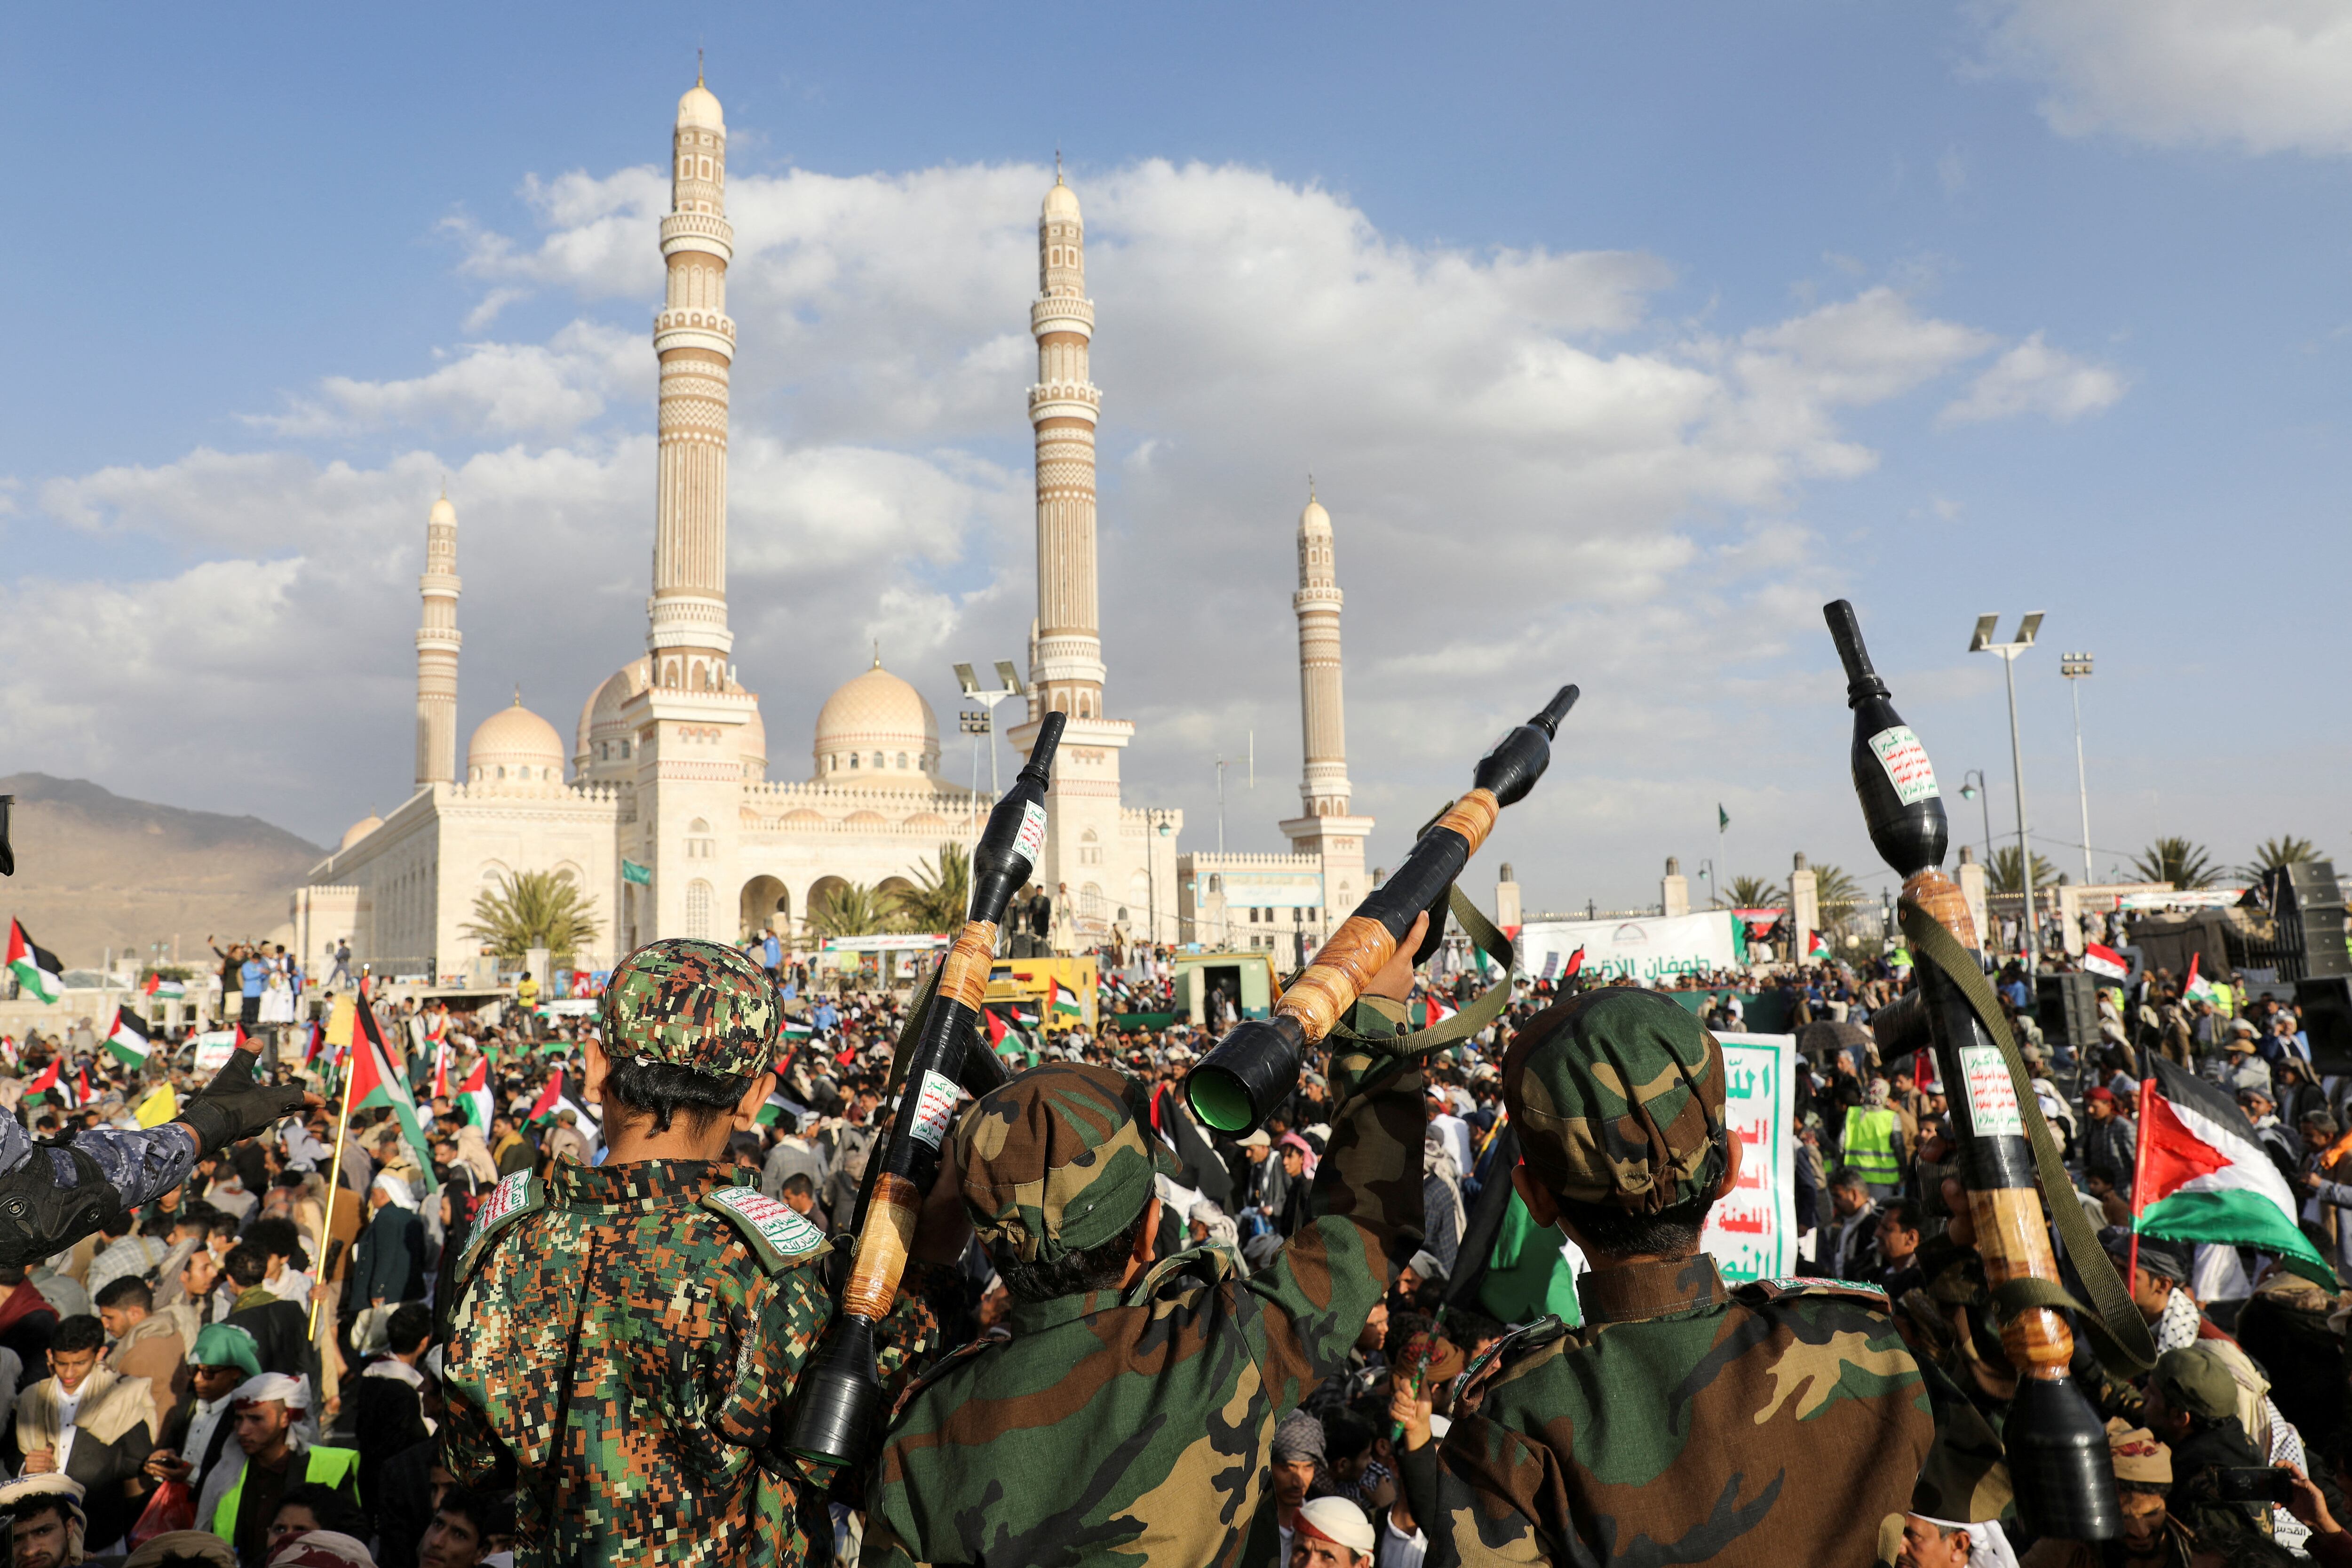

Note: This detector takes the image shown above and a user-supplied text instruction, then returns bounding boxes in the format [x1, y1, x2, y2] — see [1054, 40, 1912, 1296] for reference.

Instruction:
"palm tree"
[1987, 845, 2058, 896]
[2129, 836, 2219, 890]
[461, 870, 600, 964]
[1727, 875, 1783, 910]
[1810, 863, 1865, 935]
[2235, 835, 2317, 885]
[891, 842, 971, 933]
[809, 882, 896, 939]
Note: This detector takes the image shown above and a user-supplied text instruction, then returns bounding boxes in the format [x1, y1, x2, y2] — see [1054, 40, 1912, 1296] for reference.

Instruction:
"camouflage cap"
[600, 937, 780, 1078]
[953, 1062, 1178, 1265]
[1502, 986, 1726, 1213]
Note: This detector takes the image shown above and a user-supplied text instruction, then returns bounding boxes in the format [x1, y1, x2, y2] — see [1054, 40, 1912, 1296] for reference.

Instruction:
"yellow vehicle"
[985, 954, 1098, 1034]
[1170, 950, 1286, 1029]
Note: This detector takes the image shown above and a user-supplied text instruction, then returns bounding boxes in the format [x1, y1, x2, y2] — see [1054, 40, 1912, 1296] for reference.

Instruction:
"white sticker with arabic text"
[909, 1069, 965, 1149]
[1867, 725, 1941, 805]
[1013, 800, 1049, 868]
[1958, 1044, 2024, 1138]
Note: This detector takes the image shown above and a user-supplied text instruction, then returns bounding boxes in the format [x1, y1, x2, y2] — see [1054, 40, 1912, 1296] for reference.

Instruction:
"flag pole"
[307, 985, 365, 1341]
[2126, 1050, 2155, 1296]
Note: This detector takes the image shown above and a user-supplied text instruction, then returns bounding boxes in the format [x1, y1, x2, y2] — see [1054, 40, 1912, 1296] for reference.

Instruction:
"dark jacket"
[350, 1205, 427, 1308]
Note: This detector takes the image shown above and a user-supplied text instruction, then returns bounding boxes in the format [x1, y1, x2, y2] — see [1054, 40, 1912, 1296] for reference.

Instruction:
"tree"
[808, 882, 896, 939]
[1727, 875, 1783, 909]
[2129, 836, 2219, 890]
[891, 842, 971, 933]
[461, 870, 600, 964]
[1809, 863, 1865, 934]
[1987, 845, 2058, 896]
[2236, 836, 2317, 884]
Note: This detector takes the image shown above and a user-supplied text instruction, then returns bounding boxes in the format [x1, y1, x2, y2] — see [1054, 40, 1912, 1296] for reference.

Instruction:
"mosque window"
[849, 754, 859, 768]
[496, 766, 506, 780]
[1208, 874, 1221, 893]
[686, 880, 713, 939]
[873, 752, 885, 769]
[699, 156, 712, 179]
[896, 753, 908, 769]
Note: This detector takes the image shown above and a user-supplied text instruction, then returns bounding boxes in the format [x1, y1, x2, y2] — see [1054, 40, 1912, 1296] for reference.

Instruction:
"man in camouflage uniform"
[861, 914, 1431, 1568]
[443, 938, 959, 1568]
[1404, 986, 1986, 1567]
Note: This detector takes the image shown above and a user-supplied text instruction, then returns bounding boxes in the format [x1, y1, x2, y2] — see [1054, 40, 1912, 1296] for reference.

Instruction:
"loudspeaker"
[2296, 975, 2352, 1075]
[2272, 860, 2349, 980]
[2037, 971, 2100, 1059]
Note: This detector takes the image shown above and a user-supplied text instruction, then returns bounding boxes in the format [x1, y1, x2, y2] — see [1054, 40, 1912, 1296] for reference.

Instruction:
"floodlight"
[1969, 613, 1999, 653]
[954, 662, 978, 695]
[2016, 612, 2044, 647]
[994, 660, 1025, 695]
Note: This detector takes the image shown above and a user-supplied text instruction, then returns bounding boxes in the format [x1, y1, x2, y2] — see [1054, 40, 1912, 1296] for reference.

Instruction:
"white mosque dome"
[678, 79, 724, 133]
[1300, 496, 1331, 533]
[469, 695, 566, 786]
[428, 495, 457, 528]
[576, 658, 649, 765]
[1042, 175, 1081, 220]
[740, 702, 767, 780]
[813, 660, 939, 787]
[340, 814, 382, 850]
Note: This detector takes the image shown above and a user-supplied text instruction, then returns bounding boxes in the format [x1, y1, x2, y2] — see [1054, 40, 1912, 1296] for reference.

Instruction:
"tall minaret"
[414, 490, 461, 788]
[1279, 487, 1374, 932]
[646, 67, 736, 685]
[1293, 487, 1351, 817]
[1027, 167, 1105, 720]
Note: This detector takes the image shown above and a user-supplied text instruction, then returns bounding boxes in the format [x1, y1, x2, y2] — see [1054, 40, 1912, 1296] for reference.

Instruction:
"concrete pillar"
[1957, 845, 1989, 955]
[1789, 851, 1819, 964]
[1661, 856, 1690, 919]
[1494, 862, 1523, 934]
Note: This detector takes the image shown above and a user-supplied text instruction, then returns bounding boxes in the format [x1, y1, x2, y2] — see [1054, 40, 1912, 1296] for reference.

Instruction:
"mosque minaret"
[413, 491, 461, 789]
[647, 67, 737, 676]
[1289, 488, 1351, 819]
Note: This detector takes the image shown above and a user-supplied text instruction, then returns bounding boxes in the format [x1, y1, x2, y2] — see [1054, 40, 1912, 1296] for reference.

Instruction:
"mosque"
[289, 72, 1367, 982]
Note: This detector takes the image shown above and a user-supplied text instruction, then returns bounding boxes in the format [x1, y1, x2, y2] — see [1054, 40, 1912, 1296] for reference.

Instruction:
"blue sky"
[3, 1, 2347, 911]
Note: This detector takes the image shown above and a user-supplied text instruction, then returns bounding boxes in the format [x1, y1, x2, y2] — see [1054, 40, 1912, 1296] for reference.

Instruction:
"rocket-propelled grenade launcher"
[1824, 599, 2117, 1543]
[1184, 685, 1578, 1134]
[783, 711, 1066, 1469]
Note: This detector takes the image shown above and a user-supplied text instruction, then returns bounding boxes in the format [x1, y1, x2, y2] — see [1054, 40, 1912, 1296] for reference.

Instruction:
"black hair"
[780, 1172, 816, 1200]
[1554, 1188, 1717, 1258]
[273, 1481, 365, 1538]
[2117, 1480, 2170, 1501]
[1828, 1165, 1869, 1191]
[1383, 1310, 1437, 1367]
[207, 1213, 242, 1240]
[2086, 1160, 2123, 1186]
[98, 1208, 133, 1239]
[223, 1242, 267, 1289]
[246, 1217, 303, 1266]
[600, 1054, 754, 1136]
[1882, 1199, 1923, 1232]
[1325, 1413, 1375, 1465]
[386, 1301, 434, 1358]
[50, 1314, 105, 1356]
[994, 1202, 1153, 1305]
[94, 1275, 153, 1312]
[434, 1484, 511, 1543]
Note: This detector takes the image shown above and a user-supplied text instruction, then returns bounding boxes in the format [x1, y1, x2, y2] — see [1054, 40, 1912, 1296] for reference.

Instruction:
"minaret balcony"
[660, 212, 735, 263]
[1027, 383, 1102, 420]
[1030, 296, 1095, 337]
[653, 312, 737, 358]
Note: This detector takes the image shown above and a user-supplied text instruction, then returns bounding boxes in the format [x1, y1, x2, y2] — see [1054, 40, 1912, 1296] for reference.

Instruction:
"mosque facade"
[291, 72, 1366, 982]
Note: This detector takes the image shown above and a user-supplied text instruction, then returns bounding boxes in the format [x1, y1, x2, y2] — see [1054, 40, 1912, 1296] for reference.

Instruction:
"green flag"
[1717, 804, 1729, 831]
[621, 859, 652, 887]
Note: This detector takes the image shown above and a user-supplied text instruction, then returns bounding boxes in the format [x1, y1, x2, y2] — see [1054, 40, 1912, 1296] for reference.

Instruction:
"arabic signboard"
[1518, 911, 1742, 985]
[1698, 1031, 1797, 1283]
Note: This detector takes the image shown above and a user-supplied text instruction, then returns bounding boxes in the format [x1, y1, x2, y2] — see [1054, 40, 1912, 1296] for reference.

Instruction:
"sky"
[3, 1, 2349, 916]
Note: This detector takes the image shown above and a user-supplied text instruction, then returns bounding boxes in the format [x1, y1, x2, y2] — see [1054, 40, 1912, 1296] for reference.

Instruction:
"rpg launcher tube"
[1825, 599, 2117, 1543]
[785, 711, 1065, 1469]
[1185, 685, 1577, 1134]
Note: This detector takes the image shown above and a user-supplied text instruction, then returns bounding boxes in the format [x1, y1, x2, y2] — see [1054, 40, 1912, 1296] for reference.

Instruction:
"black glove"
[176, 1049, 307, 1158]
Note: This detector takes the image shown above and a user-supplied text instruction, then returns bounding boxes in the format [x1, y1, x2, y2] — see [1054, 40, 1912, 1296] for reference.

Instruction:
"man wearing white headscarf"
[1894, 1512, 2018, 1568]
[1290, 1496, 1377, 1568]
[348, 1175, 425, 1313]
[195, 1374, 360, 1568]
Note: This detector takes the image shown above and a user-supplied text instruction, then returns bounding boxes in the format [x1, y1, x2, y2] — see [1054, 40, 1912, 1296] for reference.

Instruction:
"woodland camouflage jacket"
[1417, 1257, 1951, 1567]
[443, 1158, 947, 1568]
[860, 997, 1423, 1568]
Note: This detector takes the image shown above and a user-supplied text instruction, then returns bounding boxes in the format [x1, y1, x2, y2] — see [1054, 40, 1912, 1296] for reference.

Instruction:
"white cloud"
[1939, 332, 2128, 425]
[1976, 0, 2352, 156]
[16, 150, 2110, 900]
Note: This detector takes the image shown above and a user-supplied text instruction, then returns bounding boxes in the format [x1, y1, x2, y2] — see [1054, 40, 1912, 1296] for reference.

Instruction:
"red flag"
[1562, 946, 1585, 978]
[430, 1041, 449, 1102]
[24, 1059, 58, 1098]
[525, 1070, 564, 1127]
[2082, 941, 2129, 982]
[983, 1007, 1009, 1049]
[73, 1066, 90, 1107]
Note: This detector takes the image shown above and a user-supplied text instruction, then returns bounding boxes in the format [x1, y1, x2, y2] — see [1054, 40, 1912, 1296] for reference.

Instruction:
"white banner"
[1700, 1031, 1798, 1283]
[1517, 910, 1741, 986]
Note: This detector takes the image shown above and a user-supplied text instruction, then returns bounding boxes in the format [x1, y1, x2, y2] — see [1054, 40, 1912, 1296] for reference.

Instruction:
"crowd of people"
[0, 914, 2340, 1568]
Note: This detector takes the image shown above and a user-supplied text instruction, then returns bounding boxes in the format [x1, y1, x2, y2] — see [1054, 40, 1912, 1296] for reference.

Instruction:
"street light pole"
[2060, 652, 2094, 890]
[1958, 769, 1993, 867]
[1970, 613, 2044, 975]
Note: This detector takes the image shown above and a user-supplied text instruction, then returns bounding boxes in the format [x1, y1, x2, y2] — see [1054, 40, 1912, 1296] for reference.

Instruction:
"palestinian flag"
[982, 1005, 1040, 1066]
[300, 1018, 322, 1068]
[782, 1019, 814, 1041]
[1805, 929, 1830, 960]
[2133, 1058, 2332, 1287]
[1561, 946, 1585, 979]
[1049, 978, 1081, 1019]
[456, 1057, 493, 1130]
[429, 1040, 450, 1102]
[23, 1058, 63, 1104]
[755, 1092, 804, 1127]
[525, 1070, 600, 1139]
[1414, 992, 1457, 1030]
[2082, 941, 2130, 983]
[346, 994, 438, 1192]
[142, 973, 186, 1000]
[2182, 954, 2218, 1006]
[105, 1006, 155, 1067]
[73, 1065, 90, 1107]
[7, 922, 61, 1004]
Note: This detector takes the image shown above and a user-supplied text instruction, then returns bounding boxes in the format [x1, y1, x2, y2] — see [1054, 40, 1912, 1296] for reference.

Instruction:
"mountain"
[0, 774, 324, 971]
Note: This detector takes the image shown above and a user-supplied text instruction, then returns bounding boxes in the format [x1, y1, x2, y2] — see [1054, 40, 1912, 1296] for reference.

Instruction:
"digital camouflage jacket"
[443, 1159, 947, 1568]
[860, 998, 1423, 1568]
[1422, 1258, 1942, 1567]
